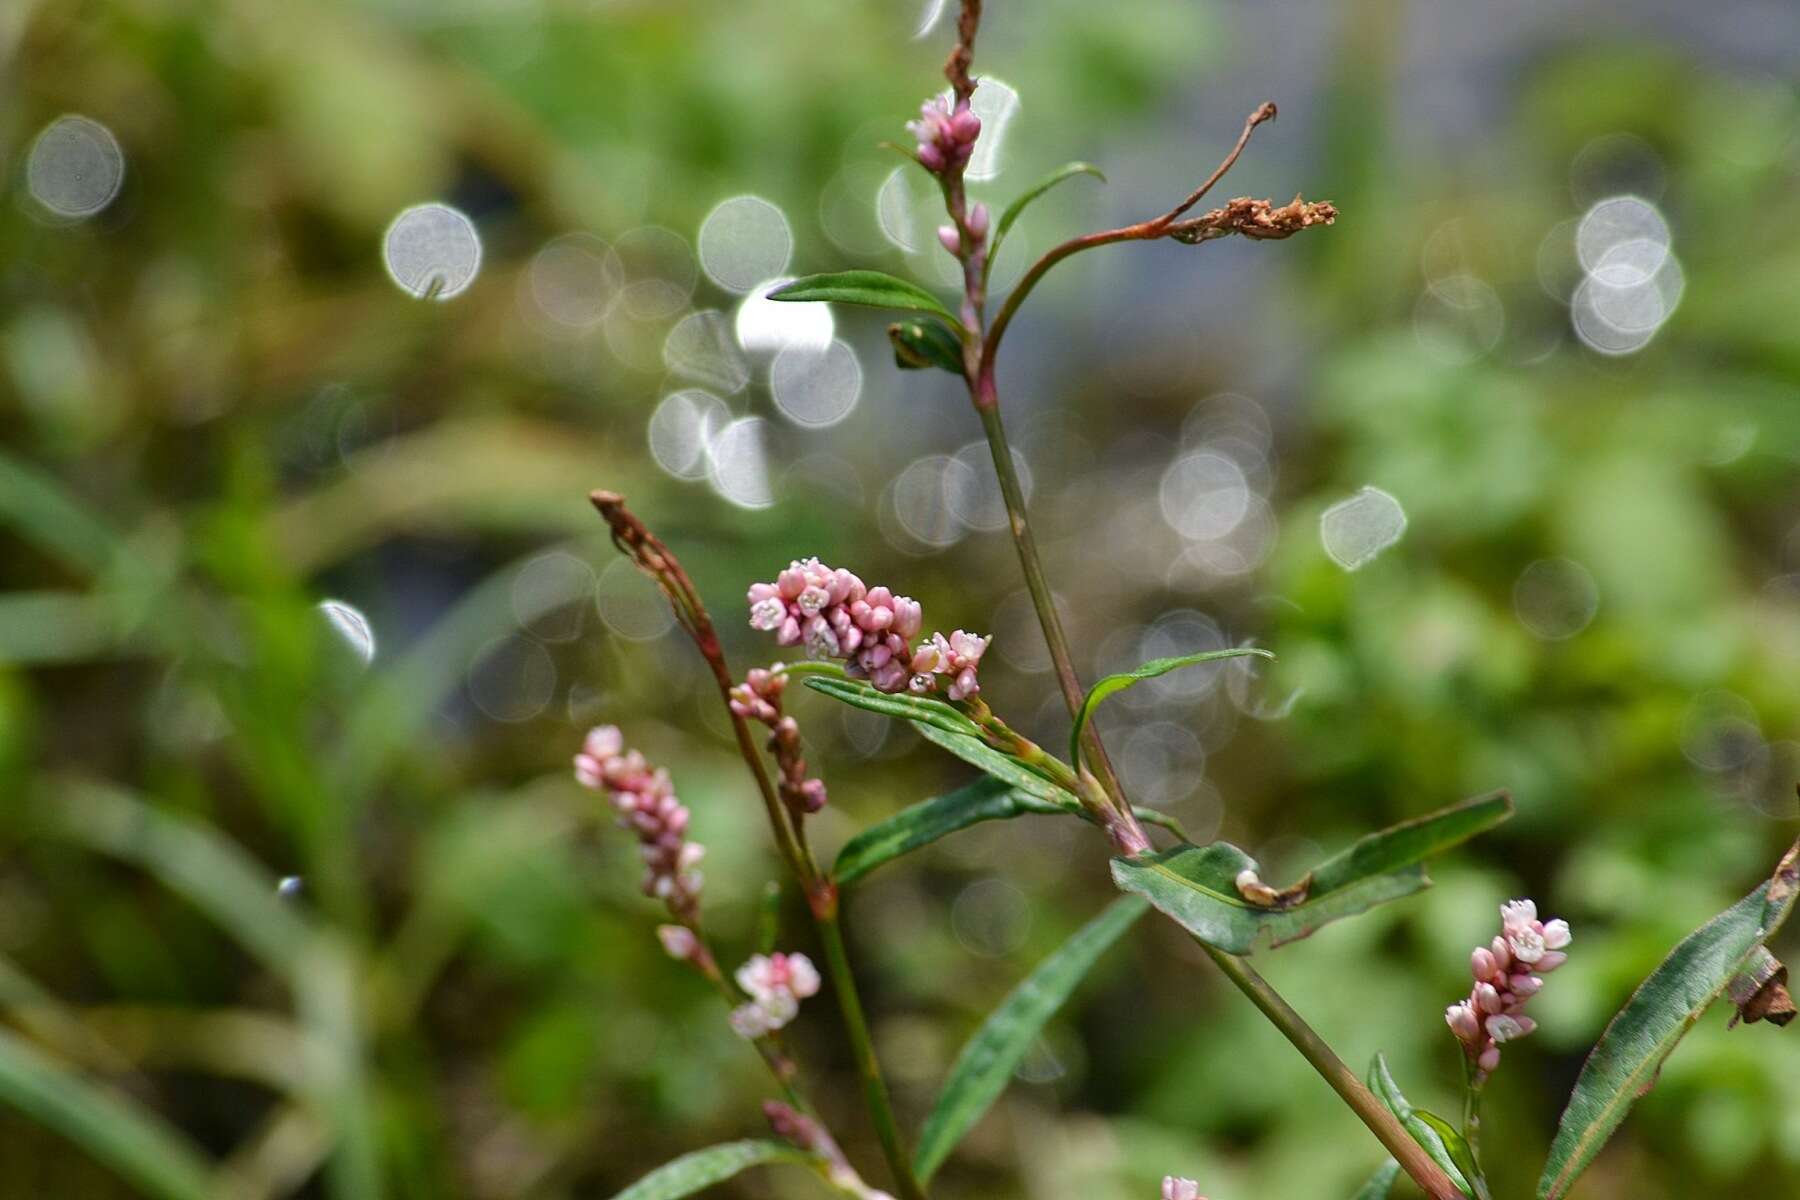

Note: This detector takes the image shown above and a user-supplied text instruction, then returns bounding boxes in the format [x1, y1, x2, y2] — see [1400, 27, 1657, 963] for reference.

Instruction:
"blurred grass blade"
[835, 777, 1066, 885]
[768, 271, 964, 328]
[915, 723, 1079, 808]
[0, 1026, 215, 1200]
[804, 676, 983, 738]
[990, 162, 1105, 260]
[1537, 840, 1800, 1200]
[914, 896, 1149, 1183]
[1069, 649, 1272, 770]
[44, 778, 312, 971]
[1367, 1054, 1472, 1198]
[39, 778, 382, 1200]
[1111, 792, 1512, 954]
[1352, 1160, 1400, 1199]
[610, 1140, 817, 1200]
[0, 449, 120, 576]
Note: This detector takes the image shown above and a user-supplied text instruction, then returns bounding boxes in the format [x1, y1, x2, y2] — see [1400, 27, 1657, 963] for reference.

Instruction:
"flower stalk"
[912, 6, 1451, 1198]
[589, 492, 928, 1200]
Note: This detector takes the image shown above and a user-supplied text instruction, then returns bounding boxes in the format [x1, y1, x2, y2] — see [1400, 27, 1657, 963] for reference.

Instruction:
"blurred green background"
[4, 1, 1799, 1197]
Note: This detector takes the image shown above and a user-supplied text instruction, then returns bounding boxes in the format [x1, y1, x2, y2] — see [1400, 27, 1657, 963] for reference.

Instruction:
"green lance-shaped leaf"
[768, 271, 963, 329]
[610, 1140, 819, 1200]
[0, 1026, 216, 1200]
[888, 318, 967, 374]
[990, 162, 1106, 262]
[914, 895, 1149, 1183]
[1367, 1054, 1473, 1198]
[1536, 839, 1800, 1200]
[1070, 648, 1273, 771]
[835, 777, 1067, 885]
[804, 676, 984, 740]
[1350, 1160, 1400, 1200]
[1112, 791, 1513, 954]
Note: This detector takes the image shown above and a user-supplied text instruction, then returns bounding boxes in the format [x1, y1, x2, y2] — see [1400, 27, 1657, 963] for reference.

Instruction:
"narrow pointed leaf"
[915, 723, 1080, 808]
[804, 676, 983, 739]
[1351, 1160, 1400, 1200]
[1112, 792, 1513, 954]
[914, 896, 1149, 1182]
[768, 271, 962, 328]
[1537, 839, 1800, 1200]
[1414, 1109, 1485, 1198]
[835, 777, 1066, 885]
[0, 1026, 215, 1200]
[1070, 648, 1272, 770]
[1367, 1054, 1473, 1198]
[990, 162, 1106, 260]
[611, 1140, 818, 1200]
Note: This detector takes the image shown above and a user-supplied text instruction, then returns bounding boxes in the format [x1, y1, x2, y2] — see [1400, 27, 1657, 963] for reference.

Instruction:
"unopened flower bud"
[966, 202, 990, 240]
[937, 224, 961, 256]
[657, 924, 699, 961]
[1471, 947, 1497, 981]
[1161, 1178, 1204, 1200]
[1542, 918, 1572, 950]
[1445, 1002, 1481, 1041]
[1535, 950, 1568, 973]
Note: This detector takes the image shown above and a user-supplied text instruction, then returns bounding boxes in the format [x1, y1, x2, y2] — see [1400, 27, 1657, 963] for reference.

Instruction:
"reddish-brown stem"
[588, 491, 926, 1200]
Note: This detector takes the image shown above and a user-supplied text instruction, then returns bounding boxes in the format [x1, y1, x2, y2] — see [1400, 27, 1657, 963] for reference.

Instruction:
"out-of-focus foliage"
[2, 1, 1798, 1198]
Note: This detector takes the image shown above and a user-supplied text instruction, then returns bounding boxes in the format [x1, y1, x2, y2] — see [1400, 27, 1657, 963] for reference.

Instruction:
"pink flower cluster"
[731, 665, 828, 814]
[1445, 899, 1571, 1078]
[746, 558, 990, 701]
[729, 952, 821, 1039]
[907, 94, 980, 174]
[909, 629, 991, 702]
[573, 726, 704, 923]
[1161, 1178, 1205, 1200]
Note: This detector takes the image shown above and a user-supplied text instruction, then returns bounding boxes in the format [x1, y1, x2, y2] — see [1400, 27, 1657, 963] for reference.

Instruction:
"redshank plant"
[582, 6, 1798, 1199]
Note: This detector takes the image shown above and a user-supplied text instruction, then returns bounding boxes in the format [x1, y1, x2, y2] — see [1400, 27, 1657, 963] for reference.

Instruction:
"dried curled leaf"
[1169, 195, 1338, 244]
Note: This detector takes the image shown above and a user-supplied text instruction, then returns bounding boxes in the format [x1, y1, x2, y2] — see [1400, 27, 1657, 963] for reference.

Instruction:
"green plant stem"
[815, 906, 927, 1200]
[1202, 943, 1467, 1200]
[969, 396, 1148, 852]
[1462, 1063, 1488, 1193]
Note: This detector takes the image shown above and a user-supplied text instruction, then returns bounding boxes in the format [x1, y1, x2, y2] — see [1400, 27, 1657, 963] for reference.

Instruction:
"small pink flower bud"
[1478, 1045, 1501, 1072]
[1161, 1178, 1204, 1200]
[948, 103, 981, 144]
[1475, 983, 1503, 1014]
[1535, 950, 1568, 973]
[1445, 1002, 1481, 1041]
[1509, 973, 1543, 996]
[937, 224, 961, 256]
[967, 202, 990, 239]
[1490, 935, 1512, 971]
[1542, 918, 1572, 950]
[657, 925, 699, 961]
[1471, 947, 1497, 981]
[917, 142, 946, 171]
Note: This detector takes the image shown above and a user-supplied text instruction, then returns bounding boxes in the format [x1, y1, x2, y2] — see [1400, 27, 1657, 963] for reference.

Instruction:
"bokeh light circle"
[383, 204, 482, 300]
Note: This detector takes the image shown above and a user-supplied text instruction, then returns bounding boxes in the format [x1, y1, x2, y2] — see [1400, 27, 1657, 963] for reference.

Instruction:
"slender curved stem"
[816, 906, 926, 1200]
[589, 492, 925, 1200]
[1204, 944, 1466, 1200]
